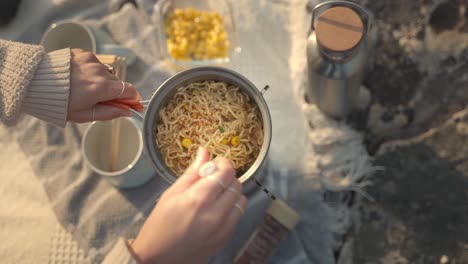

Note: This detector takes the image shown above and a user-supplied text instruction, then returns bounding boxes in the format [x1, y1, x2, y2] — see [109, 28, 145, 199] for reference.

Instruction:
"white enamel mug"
[41, 21, 136, 64]
[81, 117, 155, 189]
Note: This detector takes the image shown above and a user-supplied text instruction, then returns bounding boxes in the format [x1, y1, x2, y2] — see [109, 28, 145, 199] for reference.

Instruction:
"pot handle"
[130, 108, 144, 120]
[130, 100, 150, 121]
[260, 85, 270, 95]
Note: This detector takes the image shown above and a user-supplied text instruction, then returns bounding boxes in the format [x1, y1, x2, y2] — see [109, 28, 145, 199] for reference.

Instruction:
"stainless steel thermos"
[307, 1, 373, 118]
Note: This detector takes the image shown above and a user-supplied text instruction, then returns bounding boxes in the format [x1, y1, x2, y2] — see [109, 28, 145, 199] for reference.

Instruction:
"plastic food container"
[153, 0, 240, 67]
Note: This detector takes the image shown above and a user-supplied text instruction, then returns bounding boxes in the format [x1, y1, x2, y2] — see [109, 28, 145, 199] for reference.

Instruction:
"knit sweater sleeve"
[0, 39, 70, 127]
[22, 48, 70, 127]
[0, 39, 43, 125]
[102, 238, 138, 264]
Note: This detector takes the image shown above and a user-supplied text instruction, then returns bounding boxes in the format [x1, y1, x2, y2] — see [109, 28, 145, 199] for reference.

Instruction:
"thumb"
[171, 147, 211, 191]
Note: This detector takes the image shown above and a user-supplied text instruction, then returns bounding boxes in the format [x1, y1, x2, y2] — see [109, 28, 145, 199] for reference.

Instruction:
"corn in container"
[153, 0, 240, 68]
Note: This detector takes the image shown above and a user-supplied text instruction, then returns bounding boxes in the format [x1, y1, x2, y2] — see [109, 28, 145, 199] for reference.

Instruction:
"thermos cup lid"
[316, 6, 364, 52]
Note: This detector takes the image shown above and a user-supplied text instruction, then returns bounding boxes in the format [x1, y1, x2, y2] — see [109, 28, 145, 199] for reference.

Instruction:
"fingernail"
[234, 202, 245, 215]
[199, 161, 217, 177]
[196, 147, 206, 158]
[193, 147, 206, 164]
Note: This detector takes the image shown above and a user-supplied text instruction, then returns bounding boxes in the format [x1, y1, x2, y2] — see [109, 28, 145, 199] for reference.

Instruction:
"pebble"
[393, 113, 409, 127]
[456, 122, 468, 135]
[410, 201, 419, 210]
[440, 255, 449, 264]
[392, 30, 402, 39]
[407, 38, 423, 53]
[382, 181, 397, 195]
[355, 86, 371, 110]
[367, 103, 410, 135]
[430, 2, 460, 31]
[399, 37, 409, 47]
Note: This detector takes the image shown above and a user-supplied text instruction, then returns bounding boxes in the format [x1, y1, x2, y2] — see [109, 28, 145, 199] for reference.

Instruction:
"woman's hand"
[130, 147, 248, 264]
[68, 49, 142, 122]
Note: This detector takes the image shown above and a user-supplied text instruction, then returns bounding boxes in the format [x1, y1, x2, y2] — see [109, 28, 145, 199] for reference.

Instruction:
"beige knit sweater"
[0, 39, 69, 127]
[0, 39, 136, 263]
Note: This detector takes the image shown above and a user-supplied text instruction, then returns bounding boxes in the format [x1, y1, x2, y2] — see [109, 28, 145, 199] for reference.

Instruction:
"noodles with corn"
[155, 81, 263, 176]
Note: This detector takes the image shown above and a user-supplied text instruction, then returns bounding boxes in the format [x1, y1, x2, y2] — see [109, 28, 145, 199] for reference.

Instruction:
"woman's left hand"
[129, 147, 247, 264]
[67, 49, 142, 123]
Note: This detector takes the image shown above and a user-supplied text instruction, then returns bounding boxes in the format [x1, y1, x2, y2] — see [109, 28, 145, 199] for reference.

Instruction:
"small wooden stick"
[97, 54, 127, 172]
[109, 118, 121, 172]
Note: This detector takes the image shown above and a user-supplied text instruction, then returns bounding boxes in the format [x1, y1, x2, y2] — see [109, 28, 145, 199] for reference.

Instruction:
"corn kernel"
[189, 33, 197, 41]
[182, 138, 193, 148]
[221, 138, 228, 145]
[174, 9, 183, 16]
[230, 136, 240, 147]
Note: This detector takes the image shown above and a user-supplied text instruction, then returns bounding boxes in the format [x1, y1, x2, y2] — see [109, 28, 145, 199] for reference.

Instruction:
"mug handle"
[100, 44, 136, 65]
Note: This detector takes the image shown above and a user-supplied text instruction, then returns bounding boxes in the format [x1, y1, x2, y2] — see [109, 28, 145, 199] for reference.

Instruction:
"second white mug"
[81, 117, 155, 189]
[41, 21, 136, 64]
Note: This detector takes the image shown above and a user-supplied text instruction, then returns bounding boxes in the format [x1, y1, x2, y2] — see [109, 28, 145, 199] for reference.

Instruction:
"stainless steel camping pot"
[140, 67, 272, 188]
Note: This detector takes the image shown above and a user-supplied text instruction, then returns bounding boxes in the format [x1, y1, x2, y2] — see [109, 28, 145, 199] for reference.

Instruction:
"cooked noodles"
[155, 80, 263, 176]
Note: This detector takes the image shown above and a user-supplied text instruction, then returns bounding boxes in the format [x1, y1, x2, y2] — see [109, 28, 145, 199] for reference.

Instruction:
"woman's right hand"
[129, 147, 247, 264]
[68, 49, 141, 123]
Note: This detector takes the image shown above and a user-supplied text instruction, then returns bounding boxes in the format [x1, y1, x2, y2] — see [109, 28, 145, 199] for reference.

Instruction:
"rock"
[410, 201, 419, 210]
[353, 109, 468, 263]
[456, 122, 468, 135]
[0, 0, 22, 26]
[367, 104, 410, 137]
[381, 181, 396, 195]
[379, 250, 409, 264]
[355, 86, 371, 110]
[429, 1, 460, 33]
[393, 113, 408, 127]
[347, 1, 468, 263]
[353, 0, 468, 149]
[416, 28, 426, 40]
